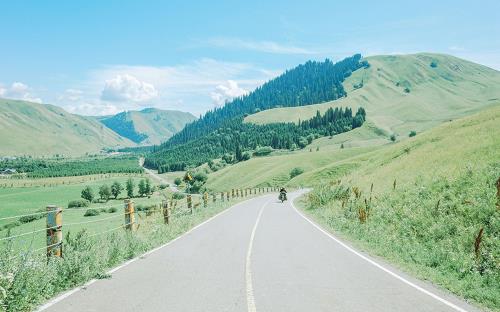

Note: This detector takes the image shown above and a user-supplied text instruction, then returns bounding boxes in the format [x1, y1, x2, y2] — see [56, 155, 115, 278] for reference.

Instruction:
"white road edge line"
[36, 194, 270, 312]
[290, 196, 469, 312]
[245, 199, 271, 312]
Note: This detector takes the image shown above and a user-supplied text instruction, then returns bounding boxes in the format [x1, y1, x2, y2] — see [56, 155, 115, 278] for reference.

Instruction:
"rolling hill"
[99, 108, 196, 145]
[206, 53, 500, 191]
[245, 53, 500, 141]
[0, 98, 135, 156]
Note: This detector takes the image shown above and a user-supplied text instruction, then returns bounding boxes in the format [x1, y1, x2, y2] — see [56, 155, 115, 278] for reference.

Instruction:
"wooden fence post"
[124, 199, 135, 231]
[226, 192, 230, 201]
[203, 192, 208, 208]
[245, 189, 248, 197]
[221, 192, 224, 202]
[187, 195, 192, 214]
[46, 205, 62, 258]
[212, 193, 216, 203]
[232, 189, 235, 198]
[162, 200, 170, 224]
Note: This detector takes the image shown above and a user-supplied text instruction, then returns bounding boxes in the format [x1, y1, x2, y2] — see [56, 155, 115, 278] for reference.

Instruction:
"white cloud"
[211, 80, 248, 106]
[101, 74, 158, 103]
[0, 82, 42, 103]
[205, 37, 317, 55]
[85, 59, 279, 115]
[65, 101, 121, 116]
[59, 88, 83, 102]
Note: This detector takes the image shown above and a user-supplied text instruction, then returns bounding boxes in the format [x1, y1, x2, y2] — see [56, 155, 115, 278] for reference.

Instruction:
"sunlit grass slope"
[0, 98, 135, 156]
[245, 53, 500, 139]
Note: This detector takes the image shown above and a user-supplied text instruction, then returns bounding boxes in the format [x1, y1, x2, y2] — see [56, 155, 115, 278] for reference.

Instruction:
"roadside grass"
[0, 194, 249, 311]
[293, 107, 500, 311]
[302, 164, 499, 311]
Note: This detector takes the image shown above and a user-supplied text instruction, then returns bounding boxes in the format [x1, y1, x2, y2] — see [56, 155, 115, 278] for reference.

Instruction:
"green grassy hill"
[0, 98, 135, 156]
[245, 53, 500, 141]
[100, 108, 196, 145]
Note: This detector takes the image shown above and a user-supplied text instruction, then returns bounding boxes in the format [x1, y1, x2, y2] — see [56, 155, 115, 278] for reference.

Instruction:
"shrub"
[68, 199, 90, 208]
[403, 87, 411, 93]
[172, 192, 185, 200]
[19, 214, 42, 224]
[174, 177, 182, 186]
[107, 207, 118, 213]
[409, 131, 417, 137]
[83, 209, 100, 217]
[136, 204, 156, 212]
[290, 167, 304, 179]
[430, 61, 438, 68]
[253, 146, 273, 156]
[390, 134, 397, 142]
[159, 183, 169, 190]
[241, 152, 251, 161]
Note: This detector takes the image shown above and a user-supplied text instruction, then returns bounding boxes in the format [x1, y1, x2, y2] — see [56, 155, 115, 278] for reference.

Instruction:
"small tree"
[81, 186, 94, 203]
[145, 178, 152, 195]
[241, 151, 251, 161]
[340, 143, 344, 149]
[174, 177, 182, 186]
[126, 178, 134, 198]
[409, 131, 417, 137]
[111, 181, 123, 199]
[390, 134, 397, 142]
[99, 184, 111, 202]
[138, 179, 147, 197]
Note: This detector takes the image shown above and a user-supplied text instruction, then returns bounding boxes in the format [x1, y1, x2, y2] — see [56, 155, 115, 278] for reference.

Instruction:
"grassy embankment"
[300, 106, 500, 310]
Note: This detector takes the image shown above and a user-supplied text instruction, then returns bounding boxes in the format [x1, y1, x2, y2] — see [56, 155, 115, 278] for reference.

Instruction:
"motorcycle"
[279, 191, 287, 203]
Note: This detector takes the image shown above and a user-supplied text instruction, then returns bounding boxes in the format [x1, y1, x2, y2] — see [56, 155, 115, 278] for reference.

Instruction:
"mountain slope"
[0, 98, 135, 156]
[99, 108, 196, 145]
[245, 53, 500, 139]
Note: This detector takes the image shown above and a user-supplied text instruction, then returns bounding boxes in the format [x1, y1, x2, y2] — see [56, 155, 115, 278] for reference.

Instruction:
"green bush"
[107, 207, 118, 213]
[253, 146, 273, 156]
[409, 131, 417, 137]
[174, 177, 182, 186]
[290, 167, 304, 179]
[390, 134, 397, 142]
[68, 199, 90, 208]
[136, 204, 156, 212]
[172, 192, 185, 200]
[241, 152, 251, 161]
[159, 183, 169, 190]
[83, 209, 100, 217]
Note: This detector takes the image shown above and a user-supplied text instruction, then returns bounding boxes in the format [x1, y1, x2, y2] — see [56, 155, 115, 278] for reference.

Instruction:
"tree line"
[145, 106, 366, 172]
[80, 178, 155, 203]
[0, 156, 143, 178]
[158, 54, 368, 149]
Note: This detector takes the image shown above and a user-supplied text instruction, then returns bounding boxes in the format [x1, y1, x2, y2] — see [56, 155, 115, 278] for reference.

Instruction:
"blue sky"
[0, 0, 499, 116]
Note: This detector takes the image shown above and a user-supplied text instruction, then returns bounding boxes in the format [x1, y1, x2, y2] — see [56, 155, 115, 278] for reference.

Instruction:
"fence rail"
[1, 186, 283, 259]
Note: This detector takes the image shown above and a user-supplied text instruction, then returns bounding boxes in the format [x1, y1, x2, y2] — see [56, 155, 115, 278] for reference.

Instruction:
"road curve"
[40, 191, 482, 312]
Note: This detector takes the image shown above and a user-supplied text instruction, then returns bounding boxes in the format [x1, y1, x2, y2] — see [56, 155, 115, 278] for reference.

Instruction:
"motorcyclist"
[279, 187, 287, 202]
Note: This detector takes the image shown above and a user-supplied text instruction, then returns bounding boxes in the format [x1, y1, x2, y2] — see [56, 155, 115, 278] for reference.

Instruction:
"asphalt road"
[40, 191, 481, 312]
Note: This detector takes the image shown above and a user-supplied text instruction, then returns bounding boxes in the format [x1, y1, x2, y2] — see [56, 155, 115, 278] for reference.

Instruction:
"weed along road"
[40, 191, 481, 312]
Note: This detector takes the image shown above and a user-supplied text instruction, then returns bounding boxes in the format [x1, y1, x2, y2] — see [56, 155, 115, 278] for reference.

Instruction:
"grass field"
[0, 174, 167, 253]
[245, 53, 500, 139]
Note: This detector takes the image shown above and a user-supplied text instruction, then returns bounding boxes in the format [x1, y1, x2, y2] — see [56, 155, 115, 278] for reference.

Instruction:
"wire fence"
[1, 187, 282, 259]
